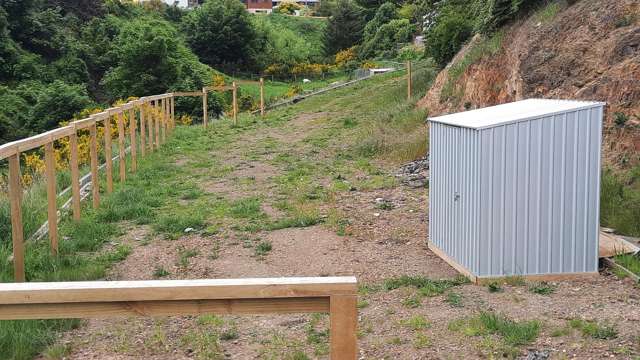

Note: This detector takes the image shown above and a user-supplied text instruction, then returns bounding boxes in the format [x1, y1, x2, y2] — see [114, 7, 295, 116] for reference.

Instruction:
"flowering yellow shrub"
[286, 84, 303, 98]
[335, 47, 356, 68]
[212, 74, 225, 87]
[361, 61, 378, 70]
[177, 114, 193, 125]
[291, 63, 330, 77]
[19, 97, 146, 187]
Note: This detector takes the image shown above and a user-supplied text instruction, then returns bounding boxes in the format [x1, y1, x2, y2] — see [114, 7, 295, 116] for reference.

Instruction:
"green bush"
[181, 0, 258, 71]
[425, 8, 474, 67]
[600, 167, 640, 236]
[324, 0, 366, 55]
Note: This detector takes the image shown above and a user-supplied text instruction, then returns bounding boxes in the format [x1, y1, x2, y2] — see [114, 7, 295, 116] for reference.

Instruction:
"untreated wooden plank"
[139, 103, 146, 157]
[147, 103, 154, 151]
[407, 61, 412, 101]
[116, 112, 126, 182]
[104, 116, 113, 193]
[330, 295, 358, 360]
[0, 277, 358, 304]
[0, 297, 330, 320]
[69, 130, 81, 221]
[155, 100, 161, 147]
[161, 98, 166, 143]
[232, 81, 238, 125]
[173, 91, 204, 97]
[89, 123, 100, 208]
[44, 142, 58, 256]
[0, 142, 18, 161]
[14, 127, 75, 154]
[202, 88, 208, 127]
[129, 108, 137, 172]
[8, 153, 25, 282]
[73, 117, 95, 130]
[260, 77, 265, 117]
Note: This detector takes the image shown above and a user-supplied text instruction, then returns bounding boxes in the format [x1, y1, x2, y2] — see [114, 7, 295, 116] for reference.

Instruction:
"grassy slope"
[0, 64, 435, 359]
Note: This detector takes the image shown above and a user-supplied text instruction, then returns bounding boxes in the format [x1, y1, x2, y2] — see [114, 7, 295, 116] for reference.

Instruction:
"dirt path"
[52, 77, 640, 360]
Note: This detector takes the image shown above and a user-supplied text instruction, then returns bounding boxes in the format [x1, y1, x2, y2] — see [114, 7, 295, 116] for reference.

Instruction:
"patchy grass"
[535, 1, 562, 23]
[487, 282, 504, 293]
[153, 266, 170, 278]
[528, 282, 556, 295]
[449, 311, 541, 347]
[446, 291, 464, 307]
[254, 241, 273, 257]
[400, 315, 431, 330]
[569, 319, 618, 340]
[613, 254, 640, 277]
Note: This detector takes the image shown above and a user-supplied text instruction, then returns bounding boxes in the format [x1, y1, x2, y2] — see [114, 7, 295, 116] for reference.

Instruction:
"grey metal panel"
[474, 108, 602, 277]
[429, 102, 602, 278]
[428, 123, 481, 273]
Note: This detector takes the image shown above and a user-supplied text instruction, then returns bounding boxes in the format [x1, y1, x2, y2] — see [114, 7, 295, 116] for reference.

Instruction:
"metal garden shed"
[428, 99, 606, 282]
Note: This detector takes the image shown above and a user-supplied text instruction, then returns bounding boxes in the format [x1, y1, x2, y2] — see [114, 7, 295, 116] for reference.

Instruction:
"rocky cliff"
[418, 0, 640, 168]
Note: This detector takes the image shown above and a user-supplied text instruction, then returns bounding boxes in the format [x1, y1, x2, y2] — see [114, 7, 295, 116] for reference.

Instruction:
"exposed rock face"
[418, 0, 640, 168]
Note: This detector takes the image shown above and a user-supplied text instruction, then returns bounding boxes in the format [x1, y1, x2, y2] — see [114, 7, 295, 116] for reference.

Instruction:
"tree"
[30, 80, 93, 131]
[425, 8, 473, 67]
[324, 0, 365, 55]
[101, 18, 181, 98]
[360, 18, 415, 59]
[363, 2, 396, 39]
[181, 0, 257, 71]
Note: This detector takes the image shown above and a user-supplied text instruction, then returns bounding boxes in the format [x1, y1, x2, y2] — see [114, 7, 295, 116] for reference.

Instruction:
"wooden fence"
[0, 276, 358, 359]
[0, 93, 177, 282]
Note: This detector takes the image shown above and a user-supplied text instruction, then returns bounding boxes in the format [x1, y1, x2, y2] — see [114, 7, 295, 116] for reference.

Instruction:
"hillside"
[5, 67, 638, 360]
[418, 0, 639, 169]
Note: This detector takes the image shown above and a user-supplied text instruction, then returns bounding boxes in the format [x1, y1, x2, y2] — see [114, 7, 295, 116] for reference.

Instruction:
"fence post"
[162, 98, 167, 142]
[117, 112, 126, 182]
[171, 96, 175, 130]
[232, 81, 238, 125]
[89, 122, 100, 208]
[69, 128, 81, 221]
[8, 153, 25, 282]
[155, 101, 161, 148]
[407, 61, 412, 102]
[129, 108, 137, 172]
[260, 78, 265, 117]
[202, 88, 208, 128]
[147, 103, 154, 152]
[44, 142, 58, 256]
[140, 104, 146, 157]
[330, 295, 358, 359]
[104, 115, 113, 193]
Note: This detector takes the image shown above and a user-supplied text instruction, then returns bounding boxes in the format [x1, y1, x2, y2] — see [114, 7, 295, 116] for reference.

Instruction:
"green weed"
[528, 282, 556, 295]
[446, 292, 464, 307]
[400, 315, 431, 330]
[569, 319, 618, 340]
[153, 266, 170, 278]
[449, 312, 540, 346]
[254, 241, 273, 257]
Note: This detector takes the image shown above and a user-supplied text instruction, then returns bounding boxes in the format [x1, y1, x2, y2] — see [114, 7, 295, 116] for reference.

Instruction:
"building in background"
[134, 0, 200, 9]
[244, 0, 273, 13]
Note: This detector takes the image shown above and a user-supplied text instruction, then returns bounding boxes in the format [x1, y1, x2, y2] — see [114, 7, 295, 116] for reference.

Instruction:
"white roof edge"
[427, 99, 606, 130]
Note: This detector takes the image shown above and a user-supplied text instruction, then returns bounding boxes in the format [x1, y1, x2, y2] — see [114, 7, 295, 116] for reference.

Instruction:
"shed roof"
[428, 99, 605, 130]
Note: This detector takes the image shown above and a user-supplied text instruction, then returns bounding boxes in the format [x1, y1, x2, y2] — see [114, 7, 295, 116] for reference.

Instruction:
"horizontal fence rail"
[0, 277, 359, 359]
[0, 93, 177, 282]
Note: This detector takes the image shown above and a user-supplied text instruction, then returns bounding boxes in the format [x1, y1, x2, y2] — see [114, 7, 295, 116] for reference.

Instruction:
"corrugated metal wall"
[429, 122, 481, 275]
[429, 106, 603, 278]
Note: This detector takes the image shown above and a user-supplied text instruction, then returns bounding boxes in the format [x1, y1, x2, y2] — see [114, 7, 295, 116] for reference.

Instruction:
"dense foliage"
[0, 0, 329, 143]
[324, 0, 366, 55]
